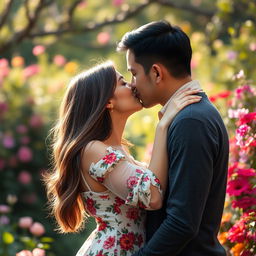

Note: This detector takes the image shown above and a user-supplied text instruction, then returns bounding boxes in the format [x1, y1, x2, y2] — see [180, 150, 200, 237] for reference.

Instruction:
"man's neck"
[160, 76, 192, 106]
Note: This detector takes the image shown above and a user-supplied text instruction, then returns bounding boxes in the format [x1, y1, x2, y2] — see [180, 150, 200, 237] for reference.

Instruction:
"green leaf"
[40, 237, 54, 243]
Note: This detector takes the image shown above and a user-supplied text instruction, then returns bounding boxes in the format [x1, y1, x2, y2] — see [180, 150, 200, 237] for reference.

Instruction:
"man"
[117, 20, 229, 256]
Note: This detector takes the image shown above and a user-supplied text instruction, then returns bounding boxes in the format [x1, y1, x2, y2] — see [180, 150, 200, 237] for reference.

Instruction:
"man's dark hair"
[117, 20, 192, 78]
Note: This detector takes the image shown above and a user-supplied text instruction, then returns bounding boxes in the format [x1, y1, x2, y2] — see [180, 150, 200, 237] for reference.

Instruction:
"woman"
[44, 61, 202, 256]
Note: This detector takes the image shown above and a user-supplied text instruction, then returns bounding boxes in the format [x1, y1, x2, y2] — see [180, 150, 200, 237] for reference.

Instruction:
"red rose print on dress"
[86, 198, 97, 215]
[120, 232, 135, 251]
[126, 207, 139, 220]
[103, 152, 117, 164]
[127, 176, 139, 188]
[103, 236, 115, 249]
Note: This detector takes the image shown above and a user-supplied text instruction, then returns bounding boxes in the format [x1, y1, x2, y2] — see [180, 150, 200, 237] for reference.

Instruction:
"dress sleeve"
[89, 147, 162, 209]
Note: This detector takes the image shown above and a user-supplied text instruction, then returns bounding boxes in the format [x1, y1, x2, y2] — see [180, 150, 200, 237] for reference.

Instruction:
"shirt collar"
[159, 80, 202, 117]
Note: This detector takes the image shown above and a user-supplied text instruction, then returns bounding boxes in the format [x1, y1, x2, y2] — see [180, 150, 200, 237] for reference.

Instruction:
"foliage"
[217, 76, 256, 256]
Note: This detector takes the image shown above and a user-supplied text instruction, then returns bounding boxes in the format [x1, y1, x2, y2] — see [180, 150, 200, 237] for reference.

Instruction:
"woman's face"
[111, 72, 143, 114]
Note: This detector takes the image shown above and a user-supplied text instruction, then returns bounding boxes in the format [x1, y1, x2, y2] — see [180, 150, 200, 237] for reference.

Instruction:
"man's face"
[126, 49, 157, 108]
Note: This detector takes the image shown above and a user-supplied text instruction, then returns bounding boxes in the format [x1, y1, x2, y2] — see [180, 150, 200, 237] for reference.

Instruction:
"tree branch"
[0, 0, 15, 29]
[0, 0, 51, 54]
[157, 0, 215, 17]
[28, 0, 154, 38]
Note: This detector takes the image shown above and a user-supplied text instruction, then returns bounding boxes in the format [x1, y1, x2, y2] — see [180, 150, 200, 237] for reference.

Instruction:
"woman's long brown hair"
[44, 61, 117, 233]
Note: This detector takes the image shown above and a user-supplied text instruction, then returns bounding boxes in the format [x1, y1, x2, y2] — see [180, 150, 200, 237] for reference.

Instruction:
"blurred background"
[0, 0, 255, 255]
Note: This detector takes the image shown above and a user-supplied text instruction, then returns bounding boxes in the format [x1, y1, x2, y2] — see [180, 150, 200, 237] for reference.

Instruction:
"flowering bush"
[218, 75, 256, 256]
[0, 195, 52, 256]
[0, 46, 77, 255]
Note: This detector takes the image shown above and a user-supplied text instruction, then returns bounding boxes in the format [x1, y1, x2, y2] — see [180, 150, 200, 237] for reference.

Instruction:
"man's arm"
[133, 118, 217, 256]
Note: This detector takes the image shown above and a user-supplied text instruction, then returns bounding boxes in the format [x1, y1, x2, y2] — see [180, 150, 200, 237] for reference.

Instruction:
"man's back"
[146, 92, 229, 256]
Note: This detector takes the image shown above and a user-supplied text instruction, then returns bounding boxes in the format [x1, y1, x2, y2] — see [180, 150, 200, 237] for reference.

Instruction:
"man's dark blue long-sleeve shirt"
[133, 92, 229, 256]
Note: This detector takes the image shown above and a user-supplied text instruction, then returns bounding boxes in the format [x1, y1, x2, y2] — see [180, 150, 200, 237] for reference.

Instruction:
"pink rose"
[0, 204, 10, 214]
[29, 115, 43, 128]
[112, 0, 123, 6]
[23, 64, 40, 78]
[32, 248, 45, 256]
[18, 146, 33, 162]
[16, 125, 28, 134]
[32, 45, 45, 56]
[16, 250, 33, 256]
[97, 32, 110, 45]
[53, 55, 66, 66]
[19, 216, 33, 229]
[2, 134, 15, 148]
[29, 222, 45, 236]
[18, 171, 32, 185]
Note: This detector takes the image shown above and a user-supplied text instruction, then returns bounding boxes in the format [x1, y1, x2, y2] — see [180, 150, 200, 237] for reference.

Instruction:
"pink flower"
[127, 176, 139, 188]
[0, 58, 9, 78]
[232, 197, 256, 210]
[0, 58, 8, 68]
[228, 108, 249, 119]
[0, 204, 10, 213]
[18, 171, 32, 184]
[112, 0, 123, 6]
[32, 248, 45, 256]
[97, 32, 110, 45]
[103, 236, 115, 249]
[2, 134, 15, 148]
[18, 146, 33, 162]
[32, 45, 45, 56]
[0, 215, 10, 225]
[227, 50, 237, 60]
[19, 216, 33, 229]
[227, 177, 251, 196]
[228, 218, 246, 243]
[236, 124, 250, 137]
[29, 115, 43, 128]
[249, 42, 256, 51]
[0, 102, 8, 115]
[29, 222, 45, 236]
[239, 112, 256, 125]
[16, 250, 33, 256]
[16, 125, 28, 134]
[23, 64, 40, 78]
[236, 168, 256, 177]
[53, 55, 66, 66]
[21, 136, 30, 145]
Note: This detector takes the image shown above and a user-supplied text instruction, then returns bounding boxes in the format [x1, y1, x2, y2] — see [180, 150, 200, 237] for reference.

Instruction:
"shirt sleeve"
[89, 146, 162, 209]
[133, 118, 217, 255]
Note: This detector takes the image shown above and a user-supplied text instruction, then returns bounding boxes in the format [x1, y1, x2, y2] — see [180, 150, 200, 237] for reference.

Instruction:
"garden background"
[0, 0, 255, 255]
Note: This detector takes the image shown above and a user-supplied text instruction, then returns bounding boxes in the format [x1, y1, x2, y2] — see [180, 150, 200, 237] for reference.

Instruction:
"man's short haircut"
[117, 20, 192, 78]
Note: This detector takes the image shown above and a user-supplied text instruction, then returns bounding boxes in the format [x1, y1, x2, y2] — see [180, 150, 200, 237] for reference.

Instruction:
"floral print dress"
[76, 147, 162, 256]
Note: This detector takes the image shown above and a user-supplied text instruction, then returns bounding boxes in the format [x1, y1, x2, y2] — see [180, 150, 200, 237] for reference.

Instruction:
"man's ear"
[151, 64, 163, 84]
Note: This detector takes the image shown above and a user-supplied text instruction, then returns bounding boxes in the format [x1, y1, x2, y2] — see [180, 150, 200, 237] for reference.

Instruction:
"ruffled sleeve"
[89, 146, 125, 183]
[88, 147, 162, 209]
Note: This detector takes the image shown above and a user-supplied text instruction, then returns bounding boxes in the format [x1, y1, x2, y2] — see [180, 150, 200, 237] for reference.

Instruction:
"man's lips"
[132, 88, 143, 105]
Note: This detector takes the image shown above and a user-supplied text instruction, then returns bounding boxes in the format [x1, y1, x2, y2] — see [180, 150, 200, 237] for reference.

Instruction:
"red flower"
[103, 236, 115, 249]
[95, 250, 105, 256]
[126, 207, 139, 220]
[96, 217, 107, 231]
[236, 168, 256, 177]
[228, 218, 246, 243]
[115, 196, 125, 206]
[239, 112, 256, 125]
[99, 195, 110, 200]
[136, 169, 143, 174]
[120, 232, 135, 251]
[127, 176, 139, 189]
[85, 198, 96, 215]
[218, 90, 231, 98]
[227, 177, 251, 196]
[97, 177, 105, 183]
[232, 197, 256, 210]
[136, 234, 144, 247]
[113, 204, 121, 214]
[154, 177, 160, 185]
[103, 152, 117, 164]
